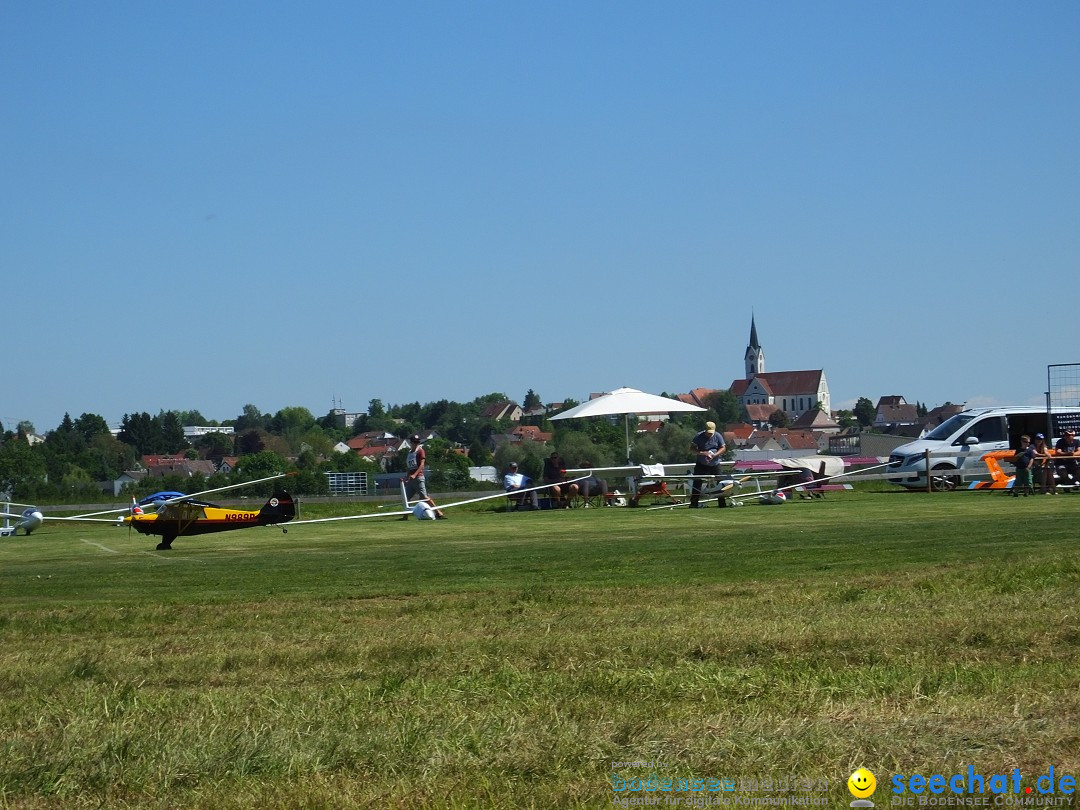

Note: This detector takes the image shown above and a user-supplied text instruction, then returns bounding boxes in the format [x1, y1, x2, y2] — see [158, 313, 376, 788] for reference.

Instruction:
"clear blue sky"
[4, 2, 1078, 432]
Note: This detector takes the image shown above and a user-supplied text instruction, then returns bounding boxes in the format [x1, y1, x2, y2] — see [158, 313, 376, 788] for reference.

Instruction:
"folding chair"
[629, 464, 682, 507]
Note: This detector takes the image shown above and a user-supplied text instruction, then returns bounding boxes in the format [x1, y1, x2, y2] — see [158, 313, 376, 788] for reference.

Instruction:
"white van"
[886, 406, 1080, 491]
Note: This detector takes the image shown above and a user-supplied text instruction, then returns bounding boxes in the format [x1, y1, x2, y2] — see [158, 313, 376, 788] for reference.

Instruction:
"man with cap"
[402, 435, 446, 519]
[1055, 429, 1080, 489]
[689, 420, 727, 508]
[503, 461, 539, 510]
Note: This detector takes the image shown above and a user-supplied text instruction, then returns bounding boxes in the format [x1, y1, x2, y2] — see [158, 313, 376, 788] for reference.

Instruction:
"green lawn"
[1, 491, 1077, 808]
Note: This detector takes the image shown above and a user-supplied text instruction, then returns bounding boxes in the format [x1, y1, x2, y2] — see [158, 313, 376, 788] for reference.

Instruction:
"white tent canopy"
[549, 387, 707, 462]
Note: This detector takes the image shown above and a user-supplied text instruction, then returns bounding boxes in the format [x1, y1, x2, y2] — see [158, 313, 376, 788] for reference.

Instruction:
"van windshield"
[923, 413, 976, 441]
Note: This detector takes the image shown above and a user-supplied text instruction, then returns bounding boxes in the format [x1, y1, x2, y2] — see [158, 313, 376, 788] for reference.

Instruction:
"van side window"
[955, 417, 1005, 445]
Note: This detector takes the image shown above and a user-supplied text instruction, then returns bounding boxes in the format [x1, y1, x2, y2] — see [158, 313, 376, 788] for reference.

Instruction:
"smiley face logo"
[847, 768, 877, 799]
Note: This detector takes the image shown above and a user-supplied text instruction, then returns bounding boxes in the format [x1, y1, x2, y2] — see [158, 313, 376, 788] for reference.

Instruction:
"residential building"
[729, 316, 831, 421]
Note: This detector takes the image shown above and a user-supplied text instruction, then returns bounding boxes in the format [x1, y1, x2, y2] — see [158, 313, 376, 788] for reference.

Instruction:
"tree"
[194, 431, 235, 462]
[523, 389, 542, 410]
[73, 413, 110, 443]
[160, 411, 189, 454]
[236, 429, 266, 456]
[118, 412, 162, 455]
[270, 406, 316, 439]
[854, 397, 876, 427]
[703, 390, 741, 426]
[233, 451, 289, 483]
[0, 437, 47, 499]
[768, 409, 789, 429]
[234, 404, 267, 432]
[834, 409, 858, 429]
[174, 410, 210, 426]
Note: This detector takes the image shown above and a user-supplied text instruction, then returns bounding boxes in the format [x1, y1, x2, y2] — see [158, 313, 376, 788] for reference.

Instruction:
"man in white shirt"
[504, 462, 539, 510]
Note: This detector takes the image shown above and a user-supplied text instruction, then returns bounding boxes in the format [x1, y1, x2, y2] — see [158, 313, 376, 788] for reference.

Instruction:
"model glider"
[743, 460, 894, 505]
[289, 475, 592, 526]
[0, 503, 44, 537]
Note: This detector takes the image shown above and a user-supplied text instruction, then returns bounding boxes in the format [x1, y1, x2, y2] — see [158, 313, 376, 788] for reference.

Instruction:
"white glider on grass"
[290, 476, 592, 524]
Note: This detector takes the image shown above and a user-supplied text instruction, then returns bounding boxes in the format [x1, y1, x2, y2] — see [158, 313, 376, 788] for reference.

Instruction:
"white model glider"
[1, 503, 44, 537]
[289, 476, 592, 525]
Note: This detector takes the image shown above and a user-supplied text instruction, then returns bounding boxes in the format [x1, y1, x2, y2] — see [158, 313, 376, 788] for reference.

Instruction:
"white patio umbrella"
[548, 387, 707, 463]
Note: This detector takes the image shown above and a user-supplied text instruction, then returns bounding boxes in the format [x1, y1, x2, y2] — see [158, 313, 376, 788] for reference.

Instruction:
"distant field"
[1, 491, 1077, 809]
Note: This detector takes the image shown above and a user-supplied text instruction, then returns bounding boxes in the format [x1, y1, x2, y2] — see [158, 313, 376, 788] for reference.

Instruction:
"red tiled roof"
[733, 370, 823, 396]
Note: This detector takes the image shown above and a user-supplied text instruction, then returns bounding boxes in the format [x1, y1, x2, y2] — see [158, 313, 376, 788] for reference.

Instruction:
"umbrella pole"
[625, 414, 631, 464]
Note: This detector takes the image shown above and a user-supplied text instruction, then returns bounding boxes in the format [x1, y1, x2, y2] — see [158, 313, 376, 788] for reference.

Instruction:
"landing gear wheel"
[156, 534, 175, 550]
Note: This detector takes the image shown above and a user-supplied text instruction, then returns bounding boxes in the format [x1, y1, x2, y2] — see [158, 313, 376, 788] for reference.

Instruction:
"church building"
[729, 316, 831, 422]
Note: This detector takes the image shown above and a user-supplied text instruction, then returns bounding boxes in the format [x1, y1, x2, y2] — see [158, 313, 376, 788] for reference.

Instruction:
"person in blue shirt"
[689, 421, 726, 508]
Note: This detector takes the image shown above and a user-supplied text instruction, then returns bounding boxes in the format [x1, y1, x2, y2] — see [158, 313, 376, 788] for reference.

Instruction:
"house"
[347, 433, 411, 453]
[145, 459, 217, 478]
[729, 317, 831, 421]
[141, 454, 188, 468]
[743, 434, 784, 452]
[330, 409, 366, 431]
[482, 401, 523, 422]
[744, 403, 779, 429]
[773, 429, 826, 453]
[635, 420, 665, 434]
[510, 425, 553, 444]
[676, 388, 719, 409]
[724, 423, 758, 447]
[918, 403, 966, 431]
[874, 396, 919, 428]
[790, 408, 841, 434]
[355, 445, 399, 471]
[112, 470, 146, 496]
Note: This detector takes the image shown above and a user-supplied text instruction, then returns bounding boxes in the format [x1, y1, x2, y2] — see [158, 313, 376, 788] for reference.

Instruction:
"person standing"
[1032, 433, 1056, 494]
[402, 435, 446, 519]
[1012, 434, 1035, 497]
[689, 421, 726, 508]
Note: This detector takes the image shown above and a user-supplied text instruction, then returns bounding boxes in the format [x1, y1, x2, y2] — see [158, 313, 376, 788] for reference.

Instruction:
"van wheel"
[930, 464, 959, 492]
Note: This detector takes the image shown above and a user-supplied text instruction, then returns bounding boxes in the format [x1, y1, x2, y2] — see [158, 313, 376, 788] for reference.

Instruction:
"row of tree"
[0, 389, 889, 504]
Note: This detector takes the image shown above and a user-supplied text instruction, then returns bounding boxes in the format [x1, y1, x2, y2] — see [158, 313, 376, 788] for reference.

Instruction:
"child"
[1012, 435, 1035, 497]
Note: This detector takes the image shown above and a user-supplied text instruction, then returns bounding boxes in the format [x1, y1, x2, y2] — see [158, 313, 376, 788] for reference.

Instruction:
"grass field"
[1, 490, 1078, 809]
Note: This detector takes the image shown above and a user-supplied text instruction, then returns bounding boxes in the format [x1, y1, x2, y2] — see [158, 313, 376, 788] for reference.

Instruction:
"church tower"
[744, 315, 765, 378]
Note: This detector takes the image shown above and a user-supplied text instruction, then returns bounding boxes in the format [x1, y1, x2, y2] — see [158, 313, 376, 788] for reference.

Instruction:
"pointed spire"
[749, 314, 760, 350]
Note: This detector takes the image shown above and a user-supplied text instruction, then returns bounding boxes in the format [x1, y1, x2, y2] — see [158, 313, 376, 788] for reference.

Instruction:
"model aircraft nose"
[23, 510, 44, 531]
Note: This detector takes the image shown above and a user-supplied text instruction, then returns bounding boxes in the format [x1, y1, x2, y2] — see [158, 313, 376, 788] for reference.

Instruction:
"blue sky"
[4, 2, 1079, 432]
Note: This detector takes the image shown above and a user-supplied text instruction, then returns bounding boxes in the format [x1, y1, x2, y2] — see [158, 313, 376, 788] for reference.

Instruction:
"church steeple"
[744, 315, 764, 378]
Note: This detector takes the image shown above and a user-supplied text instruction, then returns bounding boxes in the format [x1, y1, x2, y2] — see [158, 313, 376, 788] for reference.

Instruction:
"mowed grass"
[1, 491, 1078, 809]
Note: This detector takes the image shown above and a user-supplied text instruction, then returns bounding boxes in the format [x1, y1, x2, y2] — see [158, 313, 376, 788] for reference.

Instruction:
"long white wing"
[290, 476, 591, 525]
[148, 472, 293, 507]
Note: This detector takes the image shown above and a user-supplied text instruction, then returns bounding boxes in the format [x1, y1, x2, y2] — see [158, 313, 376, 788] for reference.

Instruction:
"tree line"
[0, 389, 884, 504]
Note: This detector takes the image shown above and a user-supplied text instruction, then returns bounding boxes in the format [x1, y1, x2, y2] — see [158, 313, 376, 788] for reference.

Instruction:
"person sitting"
[542, 451, 577, 508]
[1054, 429, 1079, 489]
[503, 462, 539, 510]
[576, 461, 609, 507]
